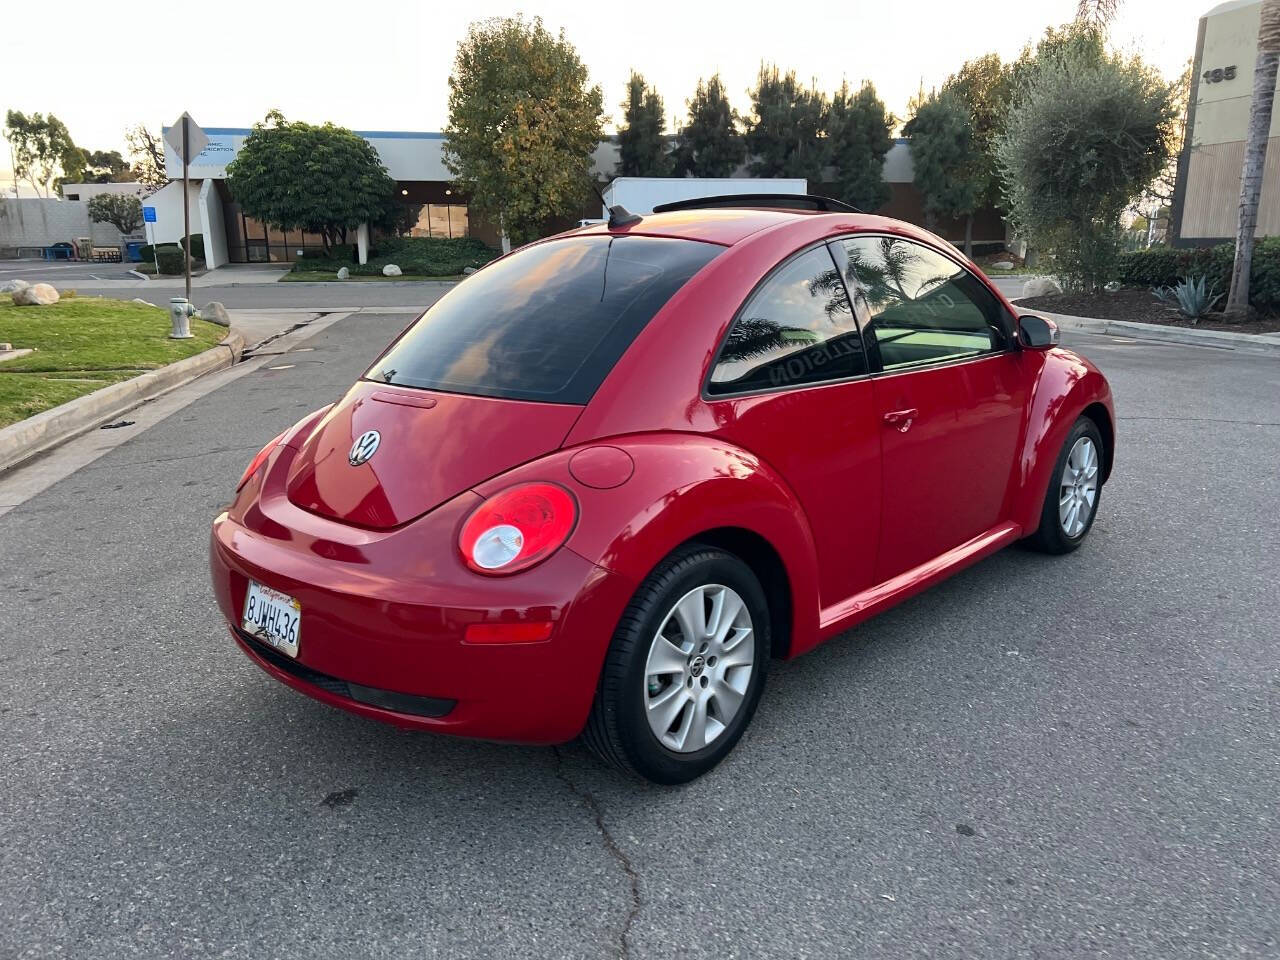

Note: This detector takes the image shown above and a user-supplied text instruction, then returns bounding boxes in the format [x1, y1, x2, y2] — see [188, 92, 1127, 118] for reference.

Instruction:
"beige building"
[1173, 0, 1280, 244]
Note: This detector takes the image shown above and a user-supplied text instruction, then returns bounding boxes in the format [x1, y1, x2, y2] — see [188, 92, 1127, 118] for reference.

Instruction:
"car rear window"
[366, 235, 723, 404]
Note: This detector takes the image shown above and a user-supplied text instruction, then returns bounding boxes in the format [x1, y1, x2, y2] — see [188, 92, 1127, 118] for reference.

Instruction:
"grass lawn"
[279, 270, 463, 283]
[0, 295, 226, 428]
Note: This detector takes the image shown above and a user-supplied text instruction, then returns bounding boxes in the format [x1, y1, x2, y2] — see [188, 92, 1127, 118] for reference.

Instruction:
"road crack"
[552, 747, 641, 960]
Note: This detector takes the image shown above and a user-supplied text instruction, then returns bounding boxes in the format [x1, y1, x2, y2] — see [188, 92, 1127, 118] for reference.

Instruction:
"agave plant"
[1151, 274, 1224, 323]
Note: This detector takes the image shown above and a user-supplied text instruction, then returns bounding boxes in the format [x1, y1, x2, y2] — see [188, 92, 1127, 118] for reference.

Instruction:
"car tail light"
[459, 482, 577, 575]
[237, 432, 286, 491]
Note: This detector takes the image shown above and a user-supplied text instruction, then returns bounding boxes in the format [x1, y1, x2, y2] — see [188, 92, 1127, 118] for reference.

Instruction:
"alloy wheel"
[643, 584, 755, 753]
[1058, 436, 1099, 538]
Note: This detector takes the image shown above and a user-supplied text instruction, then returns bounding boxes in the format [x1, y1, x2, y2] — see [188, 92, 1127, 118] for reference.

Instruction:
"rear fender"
[1011, 349, 1115, 534]
[471, 434, 823, 657]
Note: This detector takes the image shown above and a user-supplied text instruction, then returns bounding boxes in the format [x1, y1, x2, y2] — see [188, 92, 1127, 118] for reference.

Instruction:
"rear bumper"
[209, 482, 635, 744]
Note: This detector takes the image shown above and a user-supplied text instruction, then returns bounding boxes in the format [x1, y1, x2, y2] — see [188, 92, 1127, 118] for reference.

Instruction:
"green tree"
[87, 193, 143, 236]
[942, 54, 1011, 211]
[617, 71, 670, 176]
[443, 15, 604, 250]
[1226, 0, 1280, 318]
[904, 91, 981, 252]
[744, 65, 829, 181]
[4, 110, 76, 197]
[672, 74, 745, 177]
[827, 80, 893, 211]
[1008, 21, 1107, 95]
[996, 46, 1177, 291]
[225, 110, 396, 252]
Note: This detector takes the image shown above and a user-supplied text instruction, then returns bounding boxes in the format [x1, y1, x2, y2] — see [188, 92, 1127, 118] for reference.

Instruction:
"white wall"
[198, 180, 227, 268]
[144, 180, 204, 247]
[60, 182, 147, 202]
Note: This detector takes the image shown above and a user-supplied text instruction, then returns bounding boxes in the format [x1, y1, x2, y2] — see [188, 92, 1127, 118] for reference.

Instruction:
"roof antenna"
[591, 182, 642, 228]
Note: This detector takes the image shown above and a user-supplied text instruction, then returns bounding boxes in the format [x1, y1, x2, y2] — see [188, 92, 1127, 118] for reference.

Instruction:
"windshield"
[366, 235, 723, 404]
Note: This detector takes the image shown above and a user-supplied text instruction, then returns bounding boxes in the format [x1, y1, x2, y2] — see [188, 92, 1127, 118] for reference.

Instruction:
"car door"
[832, 235, 1026, 583]
[705, 244, 883, 609]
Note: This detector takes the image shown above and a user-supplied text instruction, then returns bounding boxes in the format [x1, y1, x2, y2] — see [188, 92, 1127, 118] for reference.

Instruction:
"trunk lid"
[285, 382, 582, 529]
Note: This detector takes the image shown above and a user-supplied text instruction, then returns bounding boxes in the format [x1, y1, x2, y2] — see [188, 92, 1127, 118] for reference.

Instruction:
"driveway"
[1, 313, 1276, 959]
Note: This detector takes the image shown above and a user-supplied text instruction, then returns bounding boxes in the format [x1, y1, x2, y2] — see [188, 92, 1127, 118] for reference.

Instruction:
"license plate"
[241, 581, 301, 658]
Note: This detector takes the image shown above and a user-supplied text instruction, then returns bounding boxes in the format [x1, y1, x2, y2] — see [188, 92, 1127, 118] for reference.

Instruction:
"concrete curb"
[0, 330, 245, 474]
[1033, 310, 1280, 357]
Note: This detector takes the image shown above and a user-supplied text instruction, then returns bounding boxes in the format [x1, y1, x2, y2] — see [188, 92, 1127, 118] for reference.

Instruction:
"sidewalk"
[107, 264, 292, 289]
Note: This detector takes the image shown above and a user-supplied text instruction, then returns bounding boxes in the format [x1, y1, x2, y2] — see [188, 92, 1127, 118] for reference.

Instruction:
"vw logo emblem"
[348, 430, 381, 466]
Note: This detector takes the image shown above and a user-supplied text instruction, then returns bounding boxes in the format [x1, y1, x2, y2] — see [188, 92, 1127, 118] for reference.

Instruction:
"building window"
[410, 204, 469, 239]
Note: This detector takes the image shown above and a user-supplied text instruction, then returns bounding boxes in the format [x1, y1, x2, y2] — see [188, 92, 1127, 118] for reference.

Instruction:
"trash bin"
[125, 241, 146, 263]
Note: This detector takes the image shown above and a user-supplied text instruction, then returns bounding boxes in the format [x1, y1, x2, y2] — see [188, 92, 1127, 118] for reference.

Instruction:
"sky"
[1, 0, 1211, 171]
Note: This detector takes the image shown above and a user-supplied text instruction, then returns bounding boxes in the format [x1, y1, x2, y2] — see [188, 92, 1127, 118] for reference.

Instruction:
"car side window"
[834, 236, 1009, 372]
[708, 245, 867, 395]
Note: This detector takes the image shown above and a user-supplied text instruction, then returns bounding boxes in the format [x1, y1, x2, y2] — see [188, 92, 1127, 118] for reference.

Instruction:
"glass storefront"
[220, 184, 470, 262]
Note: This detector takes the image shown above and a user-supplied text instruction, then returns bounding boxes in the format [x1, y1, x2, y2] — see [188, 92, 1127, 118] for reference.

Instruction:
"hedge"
[155, 248, 186, 275]
[140, 234, 203, 263]
[1116, 238, 1280, 311]
[292, 235, 498, 277]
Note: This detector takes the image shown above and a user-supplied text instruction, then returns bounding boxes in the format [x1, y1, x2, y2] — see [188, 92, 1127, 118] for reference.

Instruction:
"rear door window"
[708, 245, 867, 395]
[367, 235, 723, 404]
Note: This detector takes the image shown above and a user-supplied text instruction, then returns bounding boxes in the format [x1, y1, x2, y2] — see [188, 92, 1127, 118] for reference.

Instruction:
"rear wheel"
[1027, 416, 1104, 554]
[583, 545, 769, 784]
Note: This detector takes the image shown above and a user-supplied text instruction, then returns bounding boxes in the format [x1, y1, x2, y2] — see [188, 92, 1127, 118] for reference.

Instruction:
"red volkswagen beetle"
[210, 197, 1114, 783]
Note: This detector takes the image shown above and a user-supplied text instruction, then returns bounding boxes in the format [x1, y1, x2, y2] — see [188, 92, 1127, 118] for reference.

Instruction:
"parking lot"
[1, 309, 1277, 959]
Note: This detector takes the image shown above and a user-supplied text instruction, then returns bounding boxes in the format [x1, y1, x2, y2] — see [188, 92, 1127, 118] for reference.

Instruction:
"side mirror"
[1017, 314, 1060, 350]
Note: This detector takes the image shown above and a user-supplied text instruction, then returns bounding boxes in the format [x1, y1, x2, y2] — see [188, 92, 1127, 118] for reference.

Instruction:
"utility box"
[601, 177, 808, 217]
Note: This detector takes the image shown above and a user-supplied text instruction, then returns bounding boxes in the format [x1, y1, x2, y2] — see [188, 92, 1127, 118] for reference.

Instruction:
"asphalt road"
[1, 316, 1277, 959]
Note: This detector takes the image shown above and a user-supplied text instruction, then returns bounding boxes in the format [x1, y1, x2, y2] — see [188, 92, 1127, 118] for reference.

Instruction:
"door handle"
[883, 408, 918, 432]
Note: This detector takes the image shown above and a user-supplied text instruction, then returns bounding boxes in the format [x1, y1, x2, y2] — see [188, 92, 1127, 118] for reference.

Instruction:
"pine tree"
[744, 65, 829, 181]
[673, 74, 744, 177]
[904, 91, 980, 248]
[617, 71, 671, 176]
[827, 80, 893, 211]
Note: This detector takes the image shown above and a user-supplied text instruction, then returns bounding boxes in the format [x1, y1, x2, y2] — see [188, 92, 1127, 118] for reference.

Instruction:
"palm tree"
[1225, 0, 1280, 319]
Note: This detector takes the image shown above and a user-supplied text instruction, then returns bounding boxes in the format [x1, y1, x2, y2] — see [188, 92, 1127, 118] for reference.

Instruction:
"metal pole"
[182, 116, 191, 303]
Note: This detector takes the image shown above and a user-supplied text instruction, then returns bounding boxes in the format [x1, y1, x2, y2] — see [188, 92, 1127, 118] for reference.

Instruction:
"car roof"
[569, 206, 956, 253]
[570, 207, 815, 246]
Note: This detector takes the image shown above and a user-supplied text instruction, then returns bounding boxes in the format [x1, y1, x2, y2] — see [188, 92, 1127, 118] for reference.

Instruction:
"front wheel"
[1027, 416, 1105, 554]
[582, 545, 770, 784]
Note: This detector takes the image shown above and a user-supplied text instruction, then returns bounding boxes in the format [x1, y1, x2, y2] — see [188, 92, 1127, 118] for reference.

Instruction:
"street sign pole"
[182, 117, 191, 304]
[165, 113, 207, 312]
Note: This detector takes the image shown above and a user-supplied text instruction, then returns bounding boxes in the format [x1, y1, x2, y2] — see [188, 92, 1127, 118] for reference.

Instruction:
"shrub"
[181, 233, 205, 261]
[155, 248, 186, 275]
[1117, 238, 1280, 311]
[1152, 274, 1224, 321]
[292, 235, 498, 276]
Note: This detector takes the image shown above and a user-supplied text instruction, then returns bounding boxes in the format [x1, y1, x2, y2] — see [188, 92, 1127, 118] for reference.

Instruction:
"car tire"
[582, 544, 770, 784]
[1027, 416, 1105, 554]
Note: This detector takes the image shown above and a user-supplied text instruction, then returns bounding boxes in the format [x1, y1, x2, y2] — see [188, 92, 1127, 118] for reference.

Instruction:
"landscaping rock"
[1103, 280, 1121, 292]
[12, 282, 59, 306]
[1, 279, 29, 294]
[382, 264, 402, 277]
[1022, 277, 1062, 299]
[337, 267, 349, 280]
[462, 266, 478, 275]
[991, 260, 1015, 270]
[131, 298, 154, 306]
[201, 301, 231, 327]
